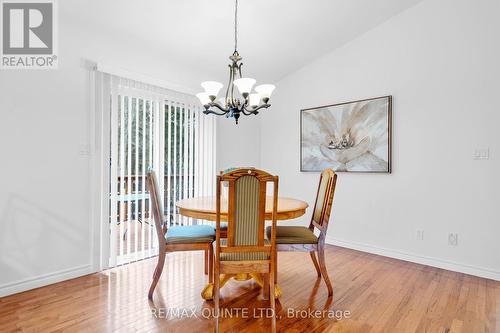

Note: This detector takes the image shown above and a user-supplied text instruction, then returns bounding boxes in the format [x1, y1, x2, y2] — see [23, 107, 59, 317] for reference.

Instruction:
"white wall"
[0, 10, 212, 295]
[260, 0, 500, 279]
[216, 116, 261, 172]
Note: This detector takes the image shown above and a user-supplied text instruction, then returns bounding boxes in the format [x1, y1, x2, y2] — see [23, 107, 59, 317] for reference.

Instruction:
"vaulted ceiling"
[63, 0, 422, 84]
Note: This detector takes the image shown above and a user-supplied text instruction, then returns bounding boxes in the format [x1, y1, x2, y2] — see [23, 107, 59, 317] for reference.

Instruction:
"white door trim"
[89, 70, 112, 273]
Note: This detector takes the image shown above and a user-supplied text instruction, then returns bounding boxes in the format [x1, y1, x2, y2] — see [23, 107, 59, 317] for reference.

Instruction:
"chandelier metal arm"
[241, 108, 255, 116]
[203, 109, 227, 116]
[224, 65, 232, 104]
[242, 103, 271, 115]
[205, 102, 229, 114]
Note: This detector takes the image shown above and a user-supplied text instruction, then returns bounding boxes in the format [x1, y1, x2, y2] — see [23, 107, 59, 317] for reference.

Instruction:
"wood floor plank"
[0, 245, 498, 333]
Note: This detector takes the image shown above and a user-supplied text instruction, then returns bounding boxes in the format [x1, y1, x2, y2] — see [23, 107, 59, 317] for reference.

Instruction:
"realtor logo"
[1, 0, 58, 69]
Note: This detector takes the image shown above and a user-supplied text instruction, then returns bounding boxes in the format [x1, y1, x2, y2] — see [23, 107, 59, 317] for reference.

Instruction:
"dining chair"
[266, 168, 337, 296]
[146, 170, 215, 300]
[214, 168, 279, 333]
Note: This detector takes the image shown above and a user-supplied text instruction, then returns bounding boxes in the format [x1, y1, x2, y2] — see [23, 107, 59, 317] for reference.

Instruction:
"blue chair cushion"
[207, 221, 228, 231]
[165, 225, 215, 244]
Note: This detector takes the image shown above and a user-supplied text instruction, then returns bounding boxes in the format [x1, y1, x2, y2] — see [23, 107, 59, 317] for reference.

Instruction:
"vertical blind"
[96, 72, 216, 268]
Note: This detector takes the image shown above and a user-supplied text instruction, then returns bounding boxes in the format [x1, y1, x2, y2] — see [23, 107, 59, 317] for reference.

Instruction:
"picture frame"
[300, 96, 392, 173]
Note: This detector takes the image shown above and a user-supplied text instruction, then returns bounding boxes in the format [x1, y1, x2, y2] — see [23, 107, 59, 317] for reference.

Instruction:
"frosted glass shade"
[233, 78, 256, 96]
[218, 97, 227, 107]
[255, 84, 275, 101]
[248, 93, 261, 108]
[196, 92, 211, 106]
[201, 81, 223, 99]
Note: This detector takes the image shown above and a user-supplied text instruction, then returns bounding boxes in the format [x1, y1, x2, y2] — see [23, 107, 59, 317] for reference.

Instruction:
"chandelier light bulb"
[201, 81, 223, 100]
[233, 78, 256, 97]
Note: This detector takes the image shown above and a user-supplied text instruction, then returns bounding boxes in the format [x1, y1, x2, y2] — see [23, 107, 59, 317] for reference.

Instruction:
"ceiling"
[63, 0, 422, 84]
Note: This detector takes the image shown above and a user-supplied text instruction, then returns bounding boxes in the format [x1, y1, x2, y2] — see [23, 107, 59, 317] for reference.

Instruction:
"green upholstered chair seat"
[165, 225, 215, 244]
[218, 238, 270, 261]
[266, 226, 318, 244]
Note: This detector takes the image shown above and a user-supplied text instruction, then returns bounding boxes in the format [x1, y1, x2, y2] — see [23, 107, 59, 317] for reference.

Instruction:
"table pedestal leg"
[234, 273, 252, 281]
[201, 274, 282, 300]
[249, 273, 282, 299]
[201, 274, 234, 301]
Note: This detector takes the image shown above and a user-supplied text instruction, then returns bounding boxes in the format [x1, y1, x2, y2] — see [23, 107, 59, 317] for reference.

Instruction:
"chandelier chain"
[234, 0, 238, 51]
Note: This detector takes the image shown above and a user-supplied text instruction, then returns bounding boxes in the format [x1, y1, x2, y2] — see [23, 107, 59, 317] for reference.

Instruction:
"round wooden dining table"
[177, 196, 308, 222]
[176, 196, 309, 300]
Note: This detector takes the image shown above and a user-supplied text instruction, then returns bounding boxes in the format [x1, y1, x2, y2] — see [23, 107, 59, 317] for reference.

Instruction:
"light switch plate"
[79, 144, 91, 156]
[448, 233, 458, 246]
[473, 148, 489, 160]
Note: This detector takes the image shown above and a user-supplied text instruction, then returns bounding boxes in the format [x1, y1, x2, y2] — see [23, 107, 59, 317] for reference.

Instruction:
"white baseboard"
[0, 264, 93, 297]
[326, 236, 500, 281]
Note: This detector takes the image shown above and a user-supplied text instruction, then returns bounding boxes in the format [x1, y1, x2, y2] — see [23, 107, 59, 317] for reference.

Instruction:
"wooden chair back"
[309, 169, 337, 234]
[146, 170, 167, 252]
[215, 168, 278, 261]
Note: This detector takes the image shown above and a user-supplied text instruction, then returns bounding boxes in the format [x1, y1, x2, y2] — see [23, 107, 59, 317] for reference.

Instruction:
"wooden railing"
[113, 175, 194, 222]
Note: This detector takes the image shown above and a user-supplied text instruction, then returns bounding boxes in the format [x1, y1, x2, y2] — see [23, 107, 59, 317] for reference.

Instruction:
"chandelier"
[196, 0, 275, 124]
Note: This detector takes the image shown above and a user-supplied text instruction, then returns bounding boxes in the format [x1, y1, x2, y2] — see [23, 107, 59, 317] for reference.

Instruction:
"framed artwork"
[300, 96, 392, 173]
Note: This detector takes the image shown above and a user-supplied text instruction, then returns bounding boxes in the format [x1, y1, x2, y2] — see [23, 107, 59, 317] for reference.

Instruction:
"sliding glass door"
[106, 76, 216, 267]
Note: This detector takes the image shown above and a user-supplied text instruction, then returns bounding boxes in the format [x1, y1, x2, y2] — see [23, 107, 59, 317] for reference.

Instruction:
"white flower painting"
[301, 96, 392, 173]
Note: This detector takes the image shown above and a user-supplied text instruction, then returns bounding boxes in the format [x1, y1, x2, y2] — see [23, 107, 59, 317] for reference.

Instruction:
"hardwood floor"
[0, 245, 498, 333]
